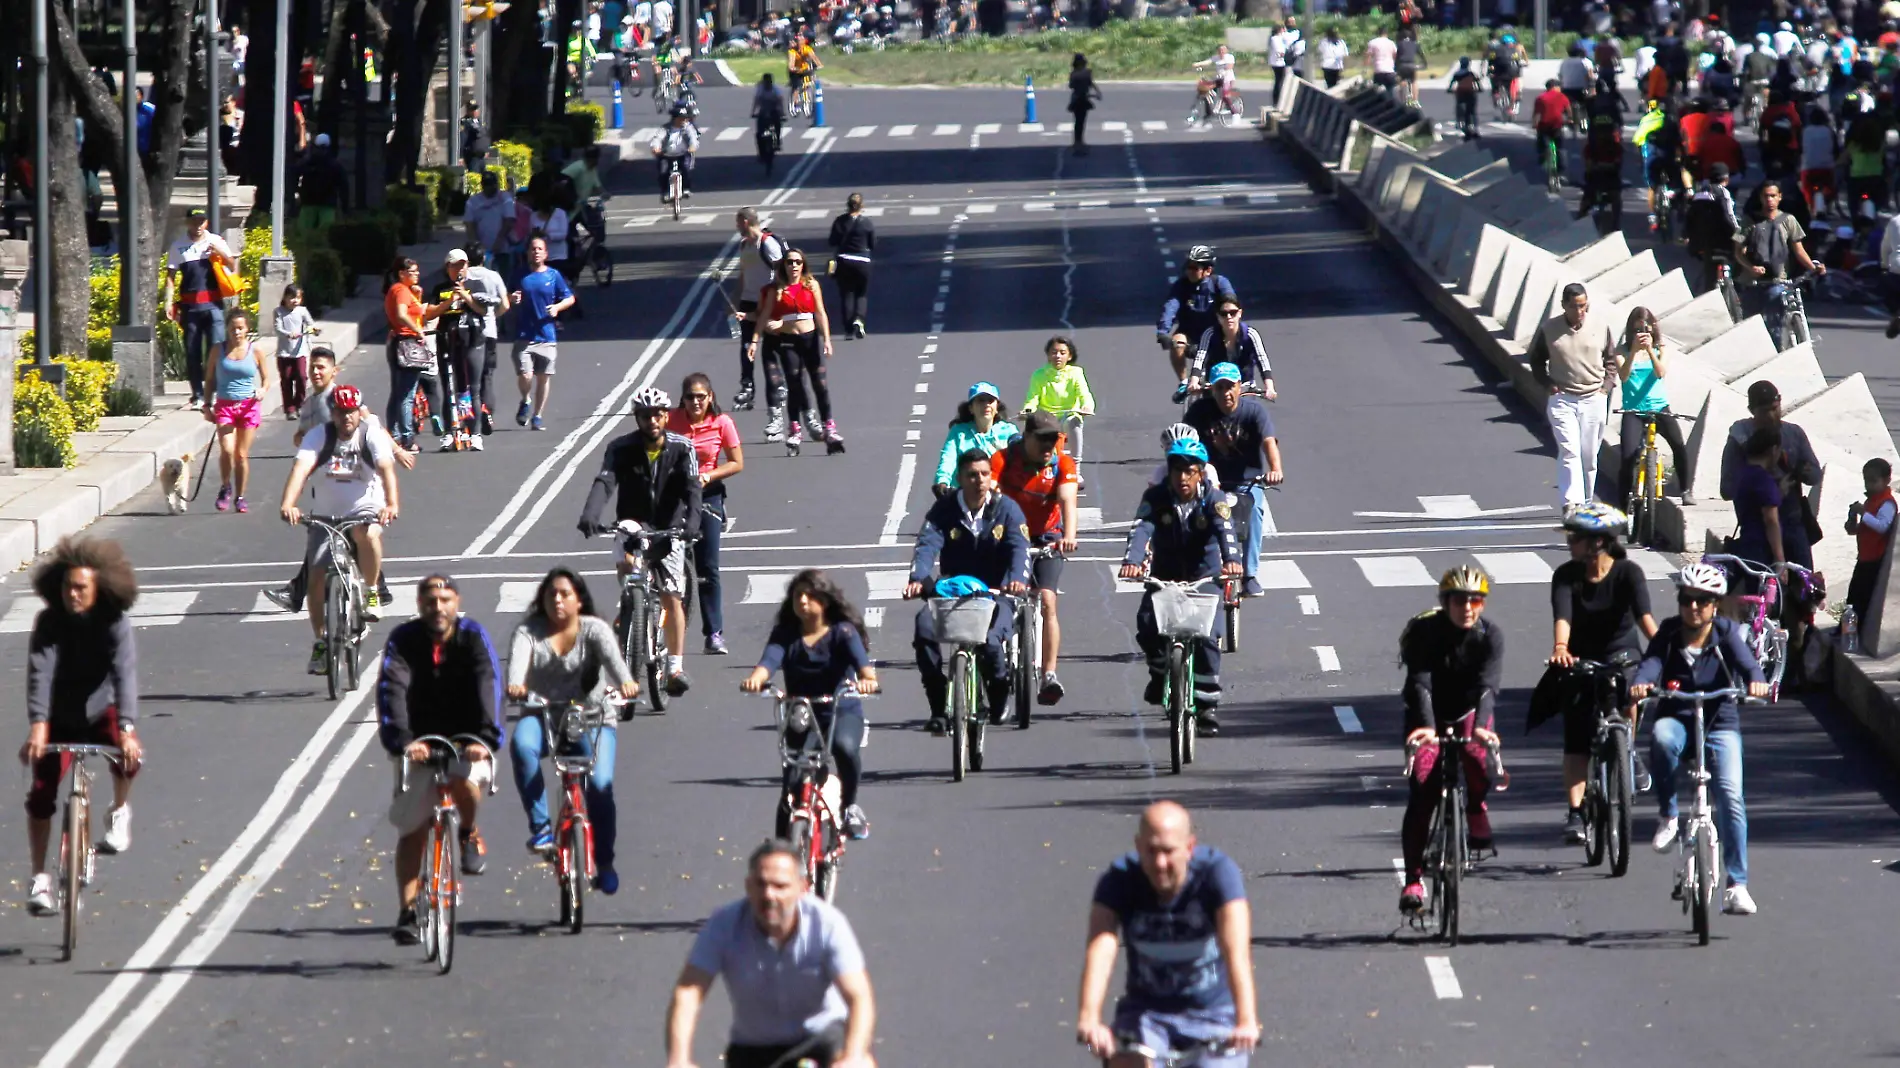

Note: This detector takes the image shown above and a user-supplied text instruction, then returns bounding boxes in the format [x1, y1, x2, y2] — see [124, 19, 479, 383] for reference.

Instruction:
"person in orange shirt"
[988, 410, 1080, 706]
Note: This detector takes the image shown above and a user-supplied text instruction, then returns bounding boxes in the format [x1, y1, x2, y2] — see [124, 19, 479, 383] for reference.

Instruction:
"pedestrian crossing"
[623, 117, 1232, 149]
[618, 186, 1287, 227]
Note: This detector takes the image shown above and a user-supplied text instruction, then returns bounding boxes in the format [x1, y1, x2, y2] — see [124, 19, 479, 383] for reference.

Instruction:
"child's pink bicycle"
[1700, 554, 1817, 701]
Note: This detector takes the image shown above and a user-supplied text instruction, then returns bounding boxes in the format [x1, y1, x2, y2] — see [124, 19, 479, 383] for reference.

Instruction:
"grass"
[717, 16, 1635, 87]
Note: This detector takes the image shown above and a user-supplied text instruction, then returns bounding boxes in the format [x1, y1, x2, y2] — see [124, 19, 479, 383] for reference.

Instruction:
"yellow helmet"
[1438, 565, 1491, 597]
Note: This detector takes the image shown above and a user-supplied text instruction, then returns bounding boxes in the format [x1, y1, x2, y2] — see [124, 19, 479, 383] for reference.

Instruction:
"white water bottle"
[1842, 605, 1860, 654]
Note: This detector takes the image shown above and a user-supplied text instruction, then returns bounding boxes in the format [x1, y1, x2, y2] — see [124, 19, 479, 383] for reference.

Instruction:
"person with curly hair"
[19, 537, 145, 916]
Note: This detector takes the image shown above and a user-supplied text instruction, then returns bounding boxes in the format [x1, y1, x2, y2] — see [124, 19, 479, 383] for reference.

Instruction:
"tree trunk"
[390, 0, 449, 183]
[491, 0, 544, 132]
[46, 69, 90, 360]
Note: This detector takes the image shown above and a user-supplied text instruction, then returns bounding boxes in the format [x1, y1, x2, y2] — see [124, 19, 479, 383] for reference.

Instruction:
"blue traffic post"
[612, 78, 624, 129]
[813, 77, 827, 127]
[1025, 74, 1037, 124]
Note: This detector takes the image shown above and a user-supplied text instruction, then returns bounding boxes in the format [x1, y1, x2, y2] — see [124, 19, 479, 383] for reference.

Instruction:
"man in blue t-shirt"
[1183, 362, 1285, 599]
[1078, 801, 1259, 1065]
[509, 234, 575, 432]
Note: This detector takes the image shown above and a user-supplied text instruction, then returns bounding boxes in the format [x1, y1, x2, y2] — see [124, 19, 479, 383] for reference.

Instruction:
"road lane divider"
[1424, 956, 1464, 999]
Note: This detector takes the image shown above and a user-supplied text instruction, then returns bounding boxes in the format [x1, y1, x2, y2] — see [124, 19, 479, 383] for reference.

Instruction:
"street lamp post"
[207, 0, 222, 232]
[123, 0, 139, 319]
[31, 0, 51, 369]
[271, 0, 288, 255]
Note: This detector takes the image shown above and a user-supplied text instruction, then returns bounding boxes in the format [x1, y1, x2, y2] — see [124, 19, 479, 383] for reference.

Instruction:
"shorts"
[724, 1023, 844, 1068]
[514, 340, 558, 376]
[788, 68, 810, 92]
[387, 752, 494, 834]
[1030, 551, 1065, 592]
[213, 396, 262, 428]
[25, 709, 135, 821]
[1111, 1002, 1246, 1068]
[620, 529, 688, 594]
[1372, 71, 1398, 90]
[1397, 64, 1418, 81]
[1646, 158, 1677, 189]
[304, 514, 382, 574]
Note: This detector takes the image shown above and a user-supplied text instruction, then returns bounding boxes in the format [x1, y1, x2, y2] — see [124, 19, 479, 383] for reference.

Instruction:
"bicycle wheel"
[969, 673, 987, 773]
[680, 545, 697, 630]
[790, 815, 816, 885]
[814, 820, 840, 902]
[565, 818, 587, 934]
[1789, 309, 1810, 347]
[1583, 751, 1606, 867]
[418, 827, 440, 963]
[1184, 656, 1199, 766]
[643, 591, 669, 714]
[325, 578, 346, 700]
[1719, 278, 1742, 323]
[1691, 824, 1715, 945]
[1762, 627, 1788, 700]
[1166, 645, 1187, 775]
[620, 586, 649, 699]
[1440, 794, 1465, 945]
[341, 578, 363, 691]
[1014, 602, 1038, 730]
[670, 173, 683, 221]
[950, 651, 970, 783]
[60, 796, 85, 961]
[1223, 94, 1245, 127]
[435, 811, 459, 974]
[1609, 727, 1633, 877]
[1222, 587, 1239, 655]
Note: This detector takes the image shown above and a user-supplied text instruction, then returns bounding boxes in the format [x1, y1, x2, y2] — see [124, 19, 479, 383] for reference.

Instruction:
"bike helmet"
[1675, 562, 1729, 597]
[1563, 502, 1628, 537]
[632, 386, 672, 411]
[331, 384, 365, 411]
[1165, 438, 1209, 465]
[1438, 564, 1491, 597]
[671, 101, 694, 118]
[1186, 245, 1217, 267]
[1159, 422, 1200, 448]
[1501, 32, 1515, 43]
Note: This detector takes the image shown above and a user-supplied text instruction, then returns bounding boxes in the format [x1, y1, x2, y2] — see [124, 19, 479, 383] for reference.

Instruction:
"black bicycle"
[1407, 719, 1503, 945]
[1567, 654, 1637, 876]
[572, 195, 614, 287]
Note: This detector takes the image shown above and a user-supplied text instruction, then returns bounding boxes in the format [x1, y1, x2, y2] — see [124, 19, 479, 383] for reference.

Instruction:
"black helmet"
[1186, 245, 1216, 266]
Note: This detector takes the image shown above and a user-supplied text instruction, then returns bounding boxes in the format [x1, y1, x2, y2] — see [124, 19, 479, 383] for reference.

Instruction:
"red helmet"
[331, 384, 364, 411]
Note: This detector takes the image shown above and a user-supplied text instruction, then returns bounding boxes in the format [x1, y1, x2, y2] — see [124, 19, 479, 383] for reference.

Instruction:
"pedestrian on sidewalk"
[273, 284, 317, 421]
[1068, 53, 1102, 156]
[1845, 457, 1895, 625]
[203, 309, 273, 514]
[1317, 26, 1349, 89]
[511, 236, 576, 432]
[1528, 283, 1618, 512]
[462, 170, 516, 269]
[1269, 16, 1303, 104]
[827, 193, 875, 339]
[165, 208, 236, 411]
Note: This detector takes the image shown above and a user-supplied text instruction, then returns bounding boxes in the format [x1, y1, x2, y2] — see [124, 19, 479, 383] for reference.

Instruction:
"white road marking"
[888, 124, 916, 136]
[496, 580, 539, 615]
[1255, 560, 1310, 588]
[678, 212, 716, 225]
[966, 203, 997, 213]
[1425, 956, 1465, 999]
[1076, 506, 1104, 530]
[1298, 594, 1319, 615]
[238, 591, 303, 623]
[864, 607, 885, 628]
[1247, 192, 1279, 204]
[932, 123, 962, 134]
[974, 122, 1001, 134]
[1356, 556, 1436, 587]
[1077, 199, 1109, 209]
[866, 570, 909, 601]
[128, 591, 197, 626]
[623, 215, 660, 228]
[847, 124, 877, 138]
[1020, 122, 1045, 132]
[1135, 195, 1164, 205]
[630, 126, 659, 141]
[860, 207, 886, 216]
[1057, 121, 1074, 131]
[1315, 646, 1341, 672]
[1024, 202, 1054, 211]
[921, 362, 934, 373]
[1114, 576, 1145, 594]
[1360, 774, 1380, 790]
[1142, 120, 1168, 131]
[905, 429, 920, 441]
[800, 127, 827, 140]
[743, 573, 797, 604]
[914, 383, 929, 393]
[1333, 704, 1363, 731]
[1194, 195, 1222, 207]
[878, 453, 919, 546]
[911, 205, 942, 216]
[1474, 550, 1553, 584]
[1628, 547, 1680, 580]
[716, 126, 745, 141]
[1101, 120, 1128, 131]
[1391, 857, 1406, 884]
[0, 598, 39, 633]
[911, 404, 927, 415]
[796, 208, 828, 219]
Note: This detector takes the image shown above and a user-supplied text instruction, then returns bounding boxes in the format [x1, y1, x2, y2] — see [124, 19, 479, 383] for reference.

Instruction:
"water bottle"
[1842, 605, 1860, 653]
[727, 313, 741, 340]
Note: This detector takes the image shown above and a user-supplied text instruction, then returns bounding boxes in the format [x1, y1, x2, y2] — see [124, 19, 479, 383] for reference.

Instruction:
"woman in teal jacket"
[933, 381, 1019, 495]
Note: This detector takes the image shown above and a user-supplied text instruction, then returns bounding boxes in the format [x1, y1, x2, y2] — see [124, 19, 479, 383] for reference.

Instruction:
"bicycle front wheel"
[1014, 602, 1039, 730]
[1167, 644, 1187, 775]
[565, 818, 587, 934]
[61, 796, 86, 961]
[1583, 752, 1606, 867]
[435, 811, 460, 974]
[1692, 825, 1716, 946]
[644, 590, 670, 714]
[950, 652, 970, 783]
[325, 578, 346, 700]
[815, 819, 841, 902]
[1609, 728, 1633, 877]
[1440, 794, 1465, 945]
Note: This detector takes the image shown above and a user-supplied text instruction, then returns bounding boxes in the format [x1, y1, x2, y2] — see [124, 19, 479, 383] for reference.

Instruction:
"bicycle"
[397, 733, 497, 973]
[653, 65, 680, 112]
[603, 521, 699, 713]
[929, 593, 1004, 781]
[1615, 409, 1696, 548]
[755, 115, 782, 173]
[1405, 719, 1503, 945]
[1148, 578, 1221, 775]
[573, 195, 615, 287]
[1709, 254, 1743, 323]
[1638, 687, 1755, 945]
[1491, 78, 1517, 122]
[789, 76, 814, 118]
[765, 686, 873, 901]
[1217, 474, 1271, 654]
[1766, 269, 1816, 350]
[1541, 129, 1564, 195]
[40, 743, 126, 961]
[660, 156, 688, 222]
[1106, 1037, 1241, 1067]
[1700, 554, 1800, 699]
[516, 693, 625, 933]
[303, 515, 373, 699]
[1186, 78, 1245, 128]
[1566, 655, 1638, 876]
[1011, 549, 1058, 731]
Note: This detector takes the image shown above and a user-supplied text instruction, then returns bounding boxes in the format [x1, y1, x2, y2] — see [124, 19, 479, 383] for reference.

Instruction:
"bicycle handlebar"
[1637, 687, 1760, 704]
[1612, 408, 1700, 422]
[38, 743, 126, 762]
[1702, 553, 1813, 578]
[397, 733, 497, 794]
[598, 520, 702, 544]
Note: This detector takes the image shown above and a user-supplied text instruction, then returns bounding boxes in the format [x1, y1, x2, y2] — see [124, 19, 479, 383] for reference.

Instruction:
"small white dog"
[158, 454, 190, 514]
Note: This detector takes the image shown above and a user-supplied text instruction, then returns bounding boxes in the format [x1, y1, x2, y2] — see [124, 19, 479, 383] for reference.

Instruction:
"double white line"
[36, 129, 838, 1068]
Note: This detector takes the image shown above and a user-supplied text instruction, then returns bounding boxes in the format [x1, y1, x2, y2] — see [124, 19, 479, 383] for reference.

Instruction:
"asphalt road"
[5, 84, 1900, 1068]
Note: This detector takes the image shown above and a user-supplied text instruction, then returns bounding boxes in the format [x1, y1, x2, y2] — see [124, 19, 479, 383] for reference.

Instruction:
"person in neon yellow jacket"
[1021, 335, 1095, 461]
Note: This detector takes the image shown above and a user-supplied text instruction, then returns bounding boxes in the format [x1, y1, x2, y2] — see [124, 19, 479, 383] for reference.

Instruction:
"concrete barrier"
[1742, 342, 1828, 408]
[1686, 384, 1751, 501]
[1425, 203, 1480, 275]
[1483, 239, 1550, 325]
[1538, 217, 1613, 257]
[1658, 289, 1741, 352]
[0, 482, 104, 559]
[1585, 250, 1662, 303]
[1460, 223, 1515, 301]
[1683, 317, 1778, 382]
[1458, 158, 1514, 193]
[1624, 269, 1695, 318]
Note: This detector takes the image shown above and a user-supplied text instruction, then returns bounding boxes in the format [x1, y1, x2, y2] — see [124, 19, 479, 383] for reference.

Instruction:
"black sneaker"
[392, 907, 420, 945]
[927, 715, 948, 736]
[1563, 808, 1588, 845]
[1635, 754, 1653, 793]
[1143, 675, 1166, 706]
[665, 670, 692, 697]
[1195, 710, 1221, 736]
[480, 411, 495, 436]
[460, 828, 488, 875]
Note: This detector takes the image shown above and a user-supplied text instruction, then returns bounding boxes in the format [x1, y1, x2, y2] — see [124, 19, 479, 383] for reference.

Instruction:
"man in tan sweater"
[1527, 283, 1618, 511]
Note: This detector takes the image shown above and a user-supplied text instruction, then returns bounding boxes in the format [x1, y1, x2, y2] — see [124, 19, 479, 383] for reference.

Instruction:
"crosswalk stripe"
[239, 591, 302, 624]
[130, 591, 197, 627]
[0, 599, 37, 634]
[1142, 120, 1168, 131]
[795, 208, 829, 219]
[847, 125, 877, 138]
[974, 122, 1001, 134]
[1024, 202, 1054, 212]
[1020, 122, 1045, 132]
[1256, 561, 1311, 589]
[1101, 120, 1128, 131]
[910, 205, 941, 216]
[630, 126, 659, 141]
[965, 203, 997, 214]
[1628, 548, 1679, 580]
[1077, 507, 1104, 530]
[623, 216, 660, 228]
[860, 207, 886, 217]
[496, 581, 539, 615]
[1247, 192, 1279, 204]
[1058, 121, 1074, 131]
[679, 212, 716, 225]
[742, 573, 796, 605]
[864, 607, 885, 629]
[716, 126, 745, 141]
[1077, 199, 1108, 209]
[800, 128, 827, 140]
[1113, 576, 1144, 594]
[1356, 556, 1436, 587]
[865, 570, 909, 601]
[1472, 551, 1553, 584]
[932, 123, 962, 135]
[889, 124, 916, 136]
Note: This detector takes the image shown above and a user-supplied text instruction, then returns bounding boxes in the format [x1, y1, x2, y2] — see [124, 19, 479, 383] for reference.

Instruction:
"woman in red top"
[666, 373, 744, 654]
[747, 249, 838, 455]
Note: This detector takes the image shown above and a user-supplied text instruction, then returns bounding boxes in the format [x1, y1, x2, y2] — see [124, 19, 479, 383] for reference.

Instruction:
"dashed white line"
[914, 382, 929, 393]
[1333, 704, 1363, 732]
[932, 123, 962, 135]
[888, 124, 916, 137]
[1360, 774, 1380, 790]
[1298, 594, 1319, 615]
[847, 125, 877, 138]
[966, 203, 998, 214]
[1315, 646, 1341, 672]
[716, 126, 745, 141]
[1425, 957, 1465, 999]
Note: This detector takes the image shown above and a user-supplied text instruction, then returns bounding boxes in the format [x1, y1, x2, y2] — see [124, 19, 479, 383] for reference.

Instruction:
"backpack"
[1646, 63, 1670, 98]
[1685, 188, 1737, 254]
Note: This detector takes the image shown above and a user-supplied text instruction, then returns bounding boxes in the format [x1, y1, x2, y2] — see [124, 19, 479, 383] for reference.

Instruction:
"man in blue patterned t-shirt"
[1077, 801, 1260, 1066]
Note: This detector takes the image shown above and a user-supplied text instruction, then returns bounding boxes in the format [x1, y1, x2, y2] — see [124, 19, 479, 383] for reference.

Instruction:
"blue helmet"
[1166, 438, 1209, 465]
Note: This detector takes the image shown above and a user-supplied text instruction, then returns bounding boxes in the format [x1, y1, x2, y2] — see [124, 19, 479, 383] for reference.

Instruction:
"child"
[1845, 457, 1895, 624]
[1021, 335, 1095, 462]
[273, 284, 317, 420]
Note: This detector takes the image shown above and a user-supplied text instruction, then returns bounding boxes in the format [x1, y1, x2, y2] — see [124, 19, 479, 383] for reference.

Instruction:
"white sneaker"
[26, 872, 56, 915]
[100, 804, 131, 854]
[469, 434, 484, 452]
[1651, 816, 1679, 853]
[437, 435, 456, 452]
[1723, 884, 1758, 915]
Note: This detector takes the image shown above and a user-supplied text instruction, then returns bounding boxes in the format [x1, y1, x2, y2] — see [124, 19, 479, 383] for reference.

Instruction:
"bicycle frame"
[1406, 722, 1497, 945]
[518, 694, 616, 930]
[1569, 656, 1636, 875]
[769, 690, 849, 898]
[1148, 578, 1218, 774]
[398, 733, 497, 973]
[604, 521, 699, 712]
[1639, 688, 1744, 945]
[43, 743, 123, 961]
[305, 516, 371, 696]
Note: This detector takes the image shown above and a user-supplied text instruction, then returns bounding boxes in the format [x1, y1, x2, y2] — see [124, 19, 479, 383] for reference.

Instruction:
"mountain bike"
[660, 156, 688, 221]
[1700, 554, 1797, 699]
[303, 516, 372, 699]
[1567, 655, 1638, 877]
[1616, 409, 1696, 548]
[765, 686, 873, 901]
[1008, 562, 1048, 731]
[1769, 269, 1816, 350]
[1406, 719, 1502, 945]
[42, 743, 125, 961]
[604, 521, 698, 713]
[516, 693, 625, 933]
[1640, 688, 1753, 945]
[653, 66, 680, 112]
[930, 593, 1001, 782]
[1709, 254, 1743, 323]
[1148, 578, 1221, 775]
[398, 734, 496, 974]
[1218, 474, 1271, 653]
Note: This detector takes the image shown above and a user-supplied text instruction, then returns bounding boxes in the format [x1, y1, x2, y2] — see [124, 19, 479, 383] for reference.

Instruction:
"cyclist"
[277, 385, 401, 672]
[651, 103, 700, 202]
[20, 538, 144, 914]
[1157, 247, 1237, 403]
[505, 566, 638, 887]
[1395, 27, 1423, 104]
[1531, 79, 1570, 181]
[1558, 44, 1594, 121]
[1120, 439, 1240, 736]
[932, 382, 1019, 496]
[1188, 294, 1274, 398]
[1684, 163, 1741, 289]
[904, 448, 1030, 736]
[1149, 423, 1222, 493]
[1488, 34, 1523, 115]
[741, 569, 880, 840]
[1578, 114, 1625, 226]
[378, 574, 504, 943]
[1183, 363, 1285, 600]
[1191, 43, 1238, 121]
[752, 73, 785, 153]
[731, 207, 788, 420]
[1736, 179, 1823, 346]
[1076, 801, 1260, 1066]
[1629, 564, 1772, 916]
[664, 839, 878, 1068]
[787, 32, 822, 113]
[1446, 56, 1481, 138]
[577, 386, 702, 697]
[1536, 504, 1658, 844]
[1397, 565, 1503, 916]
[988, 410, 1080, 705]
[1634, 99, 1686, 231]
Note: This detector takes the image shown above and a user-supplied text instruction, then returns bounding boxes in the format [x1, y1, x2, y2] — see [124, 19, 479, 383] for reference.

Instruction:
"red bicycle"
[518, 693, 625, 933]
[764, 687, 871, 901]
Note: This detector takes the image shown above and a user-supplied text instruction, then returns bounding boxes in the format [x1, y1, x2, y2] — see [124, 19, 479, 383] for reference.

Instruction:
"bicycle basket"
[929, 596, 997, 646]
[1151, 586, 1220, 638]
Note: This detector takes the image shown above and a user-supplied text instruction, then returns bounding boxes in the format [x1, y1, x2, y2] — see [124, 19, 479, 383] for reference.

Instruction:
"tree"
[388, 0, 450, 183]
[43, 58, 89, 361]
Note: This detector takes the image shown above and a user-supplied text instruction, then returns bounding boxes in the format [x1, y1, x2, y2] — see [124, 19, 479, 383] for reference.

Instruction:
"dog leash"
[188, 424, 217, 503]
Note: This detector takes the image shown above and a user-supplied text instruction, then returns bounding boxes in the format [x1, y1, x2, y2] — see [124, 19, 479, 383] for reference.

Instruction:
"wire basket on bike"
[929, 596, 997, 646]
[1152, 585, 1220, 638]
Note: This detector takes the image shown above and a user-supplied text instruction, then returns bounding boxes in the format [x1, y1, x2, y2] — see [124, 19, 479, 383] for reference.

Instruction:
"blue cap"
[968, 381, 1001, 400]
[1208, 362, 1243, 385]
[1166, 439, 1209, 464]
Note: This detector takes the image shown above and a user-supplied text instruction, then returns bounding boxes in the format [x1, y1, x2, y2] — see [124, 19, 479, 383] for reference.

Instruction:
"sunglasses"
[686, 392, 712, 401]
[1219, 309, 1242, 317]
[1447, 593, 1486, 605]
[1678, 594, 1719, 607]
[785, 259, 806, 267]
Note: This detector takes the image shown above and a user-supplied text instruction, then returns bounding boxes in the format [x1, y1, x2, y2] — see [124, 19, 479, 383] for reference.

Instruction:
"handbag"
[1799, 492, 1825, 546]
[395, 336, 434, 370]
[211, 257, 243, 302]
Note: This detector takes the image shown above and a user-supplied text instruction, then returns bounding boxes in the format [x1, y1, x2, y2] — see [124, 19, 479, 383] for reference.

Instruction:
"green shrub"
[296, 246, 349, 314]
[326, 214, 402, 277]
[104, 382, 152, 417]
[88, 264, 122, 332]
[564, 101, 605, 147]
[86, 327, 112, 362]
[494, 140, 535, 188]
[51, 356, 118, 433]
[158, 319, 186, 380]
[383, 185, 435, 245]
[237, 222, 277, 316]
[14, 372, 75, 468]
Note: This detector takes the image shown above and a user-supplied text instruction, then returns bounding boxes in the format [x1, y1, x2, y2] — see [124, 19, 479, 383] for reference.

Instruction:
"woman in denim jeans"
[1629, 563, 1772, 917]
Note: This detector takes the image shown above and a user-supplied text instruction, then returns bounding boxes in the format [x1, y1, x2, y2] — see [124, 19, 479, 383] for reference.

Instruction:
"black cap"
[1747, 380, 1780, 408]
[416, 573, 461, 594]
[1709, 163, 1730, 179]
[1023, 410, 1063, 438]
[185, 207, 208, 221]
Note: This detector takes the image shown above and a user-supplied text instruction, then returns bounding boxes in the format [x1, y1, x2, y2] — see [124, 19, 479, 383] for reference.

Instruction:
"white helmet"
[1675, 562, 1729, 597]
[632, 386, 672, 411]
[1160, 422, 1200, 448]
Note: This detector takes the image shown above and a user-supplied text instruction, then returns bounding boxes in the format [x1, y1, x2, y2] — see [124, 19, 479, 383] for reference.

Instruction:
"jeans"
[1650, 718, 1747, 886]
[1234, 482, 1265, 580]
[696, 494, 725, 637]
[1400, 717, 1493, 880]
[1548, 391, 1607, 508]
[510, 715, 620, 870]
[1752, 280, 1791, 348]
[180, 303, 225, 402]
[913, 597, 1016, 718]
[387, 362, 424, 444]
